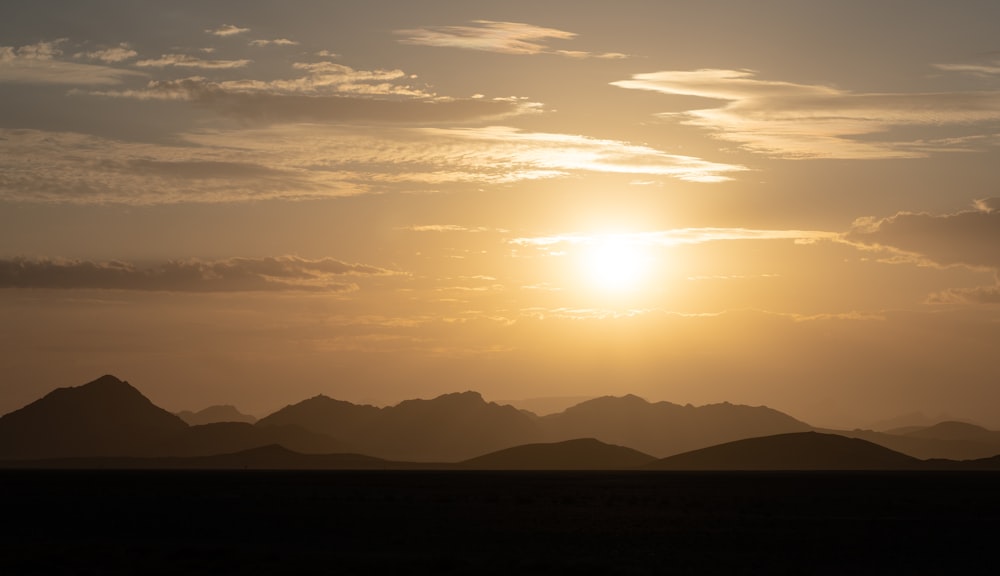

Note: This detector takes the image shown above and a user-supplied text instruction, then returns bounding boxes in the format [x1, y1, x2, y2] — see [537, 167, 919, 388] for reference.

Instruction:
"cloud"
[0, 40, 142, 85]
[0, 128, 352, 203]
[396, 20, 626, 59]
[173, 83, 524, 123]
[929, 284, 1000, 305]
[418, 126, 746, 183]
[0, 124, 744, 204]
[933, 55, 1000, 78]
[847, 200, 1000, 305]
[511, 228, 837, 248]
[0, 256, 397, 292]
[85, 60, 532, 123]
[846, 199, 1000, 270]
[974, 197, 1000, 212]
[249, 38, 300, 47]
[134, 54, 251, 69]
[100, 158, 298, 180]
[206, 24, 250, 37]
[74, 43, 137, 63]
[612, 69, 1000, 159]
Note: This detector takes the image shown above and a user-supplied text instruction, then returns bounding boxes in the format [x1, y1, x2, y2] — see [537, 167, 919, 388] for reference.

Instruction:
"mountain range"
[3, 374, 1000, 470]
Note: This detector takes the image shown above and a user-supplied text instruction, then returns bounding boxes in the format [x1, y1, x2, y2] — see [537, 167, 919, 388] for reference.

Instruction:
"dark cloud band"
[0, 256, 396, 292]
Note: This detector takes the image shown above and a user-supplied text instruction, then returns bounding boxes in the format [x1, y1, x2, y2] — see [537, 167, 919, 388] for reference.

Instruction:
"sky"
[3, 0, 1000, 428]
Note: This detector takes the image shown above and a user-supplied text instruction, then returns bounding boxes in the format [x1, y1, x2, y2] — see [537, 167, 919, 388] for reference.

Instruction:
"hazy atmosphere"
[4, 0, 1000, 429]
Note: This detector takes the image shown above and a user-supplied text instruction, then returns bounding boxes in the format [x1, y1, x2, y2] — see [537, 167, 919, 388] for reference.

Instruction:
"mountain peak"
[433, 390, 486, 404]
[176, 404, 257, 426]
[0, 375, 188, 459]
[80, 374, 132, 391]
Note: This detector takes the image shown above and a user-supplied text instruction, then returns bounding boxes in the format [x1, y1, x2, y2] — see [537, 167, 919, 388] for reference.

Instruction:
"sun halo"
[578, 235, 653, 295]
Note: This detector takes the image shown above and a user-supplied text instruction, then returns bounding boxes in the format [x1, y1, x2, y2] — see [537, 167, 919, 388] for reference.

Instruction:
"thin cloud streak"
[421, 126, 745, 182]
[613, 68, 1000, 159]
[206, 24, 250, 37]
[249, 38, 300, 47]
[134, 54, 251, 69]
[0, 256, 398, 292]
[396, 20, 626, 59]
[511, 228, 837, 248]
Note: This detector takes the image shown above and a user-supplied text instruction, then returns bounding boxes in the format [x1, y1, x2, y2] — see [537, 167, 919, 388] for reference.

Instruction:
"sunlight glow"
[578, 235, 653, 294]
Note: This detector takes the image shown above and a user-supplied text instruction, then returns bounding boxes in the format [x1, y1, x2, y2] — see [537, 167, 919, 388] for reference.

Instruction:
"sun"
[578, 235, 651, 294]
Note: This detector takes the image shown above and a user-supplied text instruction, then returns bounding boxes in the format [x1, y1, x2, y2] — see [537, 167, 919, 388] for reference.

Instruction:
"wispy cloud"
[83, 51, 542, 124]
[933, 55, 1000, 78]
[0, 256, 397, 292]
[0, 123, 744, 204]
[249, 38, 300, 47]
[0, 128, 344, 204]
[95, 78, 528, 123]
[613, 69, 1000, 159]
[929, 284, 1000, 305]
[396, 20, 626, 59]
[134, 54, 251, 69]
[511, 228, 837, 248]
[0, 40, 142, 85]
[87, 59, 437, 100]
[74, 43, 137, 63]
[419, 126, 745, 183]
[206, 24, 250, 37]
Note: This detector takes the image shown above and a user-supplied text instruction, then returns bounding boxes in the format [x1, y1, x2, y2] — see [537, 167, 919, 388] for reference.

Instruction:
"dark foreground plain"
[4, 471, 998, 575]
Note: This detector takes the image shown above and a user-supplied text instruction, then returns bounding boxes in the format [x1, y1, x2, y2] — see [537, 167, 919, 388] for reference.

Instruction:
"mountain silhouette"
[176, 405, 257, 425]
[259, 391, 541, 462]
[148, 422, 344, 457]
[256, 394, 381, 441]
[648, 431, 923, 470]
[369, 391, 541, 461]
[902, 421, 1000, 442]
[11, 375, 997, 469]
[831, 422, 1000, 461]
[460, 438, 655, 470]
[540, 395, 812, 457]
[0, 374, 188, 459]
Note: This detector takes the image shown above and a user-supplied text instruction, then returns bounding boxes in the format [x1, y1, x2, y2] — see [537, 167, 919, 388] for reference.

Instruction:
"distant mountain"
[831, 421, 1000, 461]
[461, 438, 655, 470]
[176, 405, 257, 425]
[539, 395, 812, 457]
[256, 394, 382, 441]
[0, 375, 188, 460]
[19, 376, 993, 469]
[149, 422, 344, 457]
[902, 421, 1000, 443]
[865, 411, 961, 431]
[500, 396, 595, 416]
[648, 432, 923, 470]
[370, 392, 542, 461]
[259, 391, 541, 462]
[949, 454, 1000, 471]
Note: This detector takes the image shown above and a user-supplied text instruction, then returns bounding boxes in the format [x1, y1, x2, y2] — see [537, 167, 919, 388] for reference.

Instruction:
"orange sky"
[3, 1, 1000, 428]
